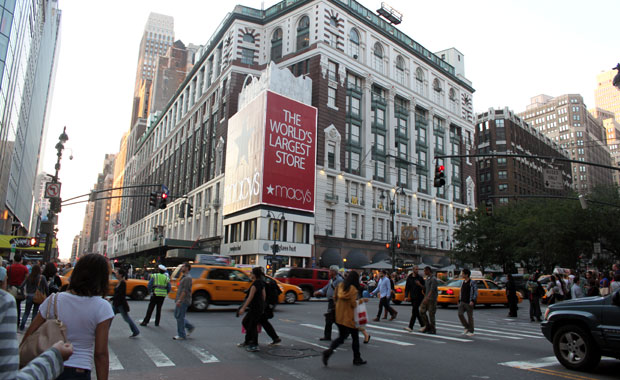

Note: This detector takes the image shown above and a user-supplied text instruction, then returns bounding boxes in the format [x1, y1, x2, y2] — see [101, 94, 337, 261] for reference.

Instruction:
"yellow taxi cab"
[240, 268, 304, 305]
[168, 264, 304, 311]
[437, 278, 523, 308]
[59, 268, 150, 300]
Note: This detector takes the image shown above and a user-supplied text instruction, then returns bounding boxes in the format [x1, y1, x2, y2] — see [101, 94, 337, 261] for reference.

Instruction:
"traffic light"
[49, 197, 61, 213]
[485, 202, 494, 216]
[149, 192, 158, 207]
[385, 242, 391, 249]
[159, 192, 168, 209]
[433, 165, 446, 188]
[29, 237, 39, 247]
[187, 203, 193, 218]
[396, 242, 401, 249]
[178, 201, 186, 218]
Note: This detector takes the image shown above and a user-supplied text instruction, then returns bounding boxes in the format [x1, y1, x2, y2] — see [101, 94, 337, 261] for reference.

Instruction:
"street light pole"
[43, 127, 68, 262]
[266, 211, 285, 275]
[381, 187, 403, 272]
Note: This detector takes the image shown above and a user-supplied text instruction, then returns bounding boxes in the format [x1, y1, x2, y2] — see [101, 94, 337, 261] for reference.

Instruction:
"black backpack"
[265, 278, 282, 306]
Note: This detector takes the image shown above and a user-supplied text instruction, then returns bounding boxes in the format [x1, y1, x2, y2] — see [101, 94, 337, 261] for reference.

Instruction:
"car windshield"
[274, 268, 289, 278]
[446, 279, 463, 287]
[397, 279, 407, 286]
[171, 265, 183, 280]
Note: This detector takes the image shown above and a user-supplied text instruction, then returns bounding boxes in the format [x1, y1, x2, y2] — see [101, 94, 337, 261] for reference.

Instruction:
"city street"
[96, 298, 619, 380]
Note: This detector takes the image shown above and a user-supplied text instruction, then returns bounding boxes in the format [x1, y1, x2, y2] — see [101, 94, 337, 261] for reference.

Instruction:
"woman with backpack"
[237, 267, 267, 352]
[19, 264, 48, 331]
[257, 274, 281, 347]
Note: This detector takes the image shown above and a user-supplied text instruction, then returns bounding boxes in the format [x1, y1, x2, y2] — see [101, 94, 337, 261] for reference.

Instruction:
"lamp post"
[266, 211, 286, 275]
[380, 187, 403, 272]
[43, 127, 68, 263]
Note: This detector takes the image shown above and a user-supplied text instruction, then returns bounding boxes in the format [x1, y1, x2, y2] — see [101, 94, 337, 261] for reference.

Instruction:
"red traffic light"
[385, 243, 391, 249]
[29, 237, 38, 247]
[161, 193, 168, 199]
[438, 165, 445, 172]
[396, 242, 401, 249]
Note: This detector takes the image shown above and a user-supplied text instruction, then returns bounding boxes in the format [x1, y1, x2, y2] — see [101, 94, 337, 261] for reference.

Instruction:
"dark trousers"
[142, 295, 165, 325]
[376, 297, 395, 318]
[529, 296, 541, 319]
[328, 324, 361, 360]
[508, 296, 518, 317]
[408, 299, 423, 329]
[258, 313, 279, 341]
[15, 299, 22, 327]
[323, 299, 335, 339]
[242, 311, 261, 346]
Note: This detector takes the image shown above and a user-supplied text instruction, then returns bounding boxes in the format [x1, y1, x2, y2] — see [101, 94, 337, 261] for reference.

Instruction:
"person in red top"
[7, 253, 29, 327]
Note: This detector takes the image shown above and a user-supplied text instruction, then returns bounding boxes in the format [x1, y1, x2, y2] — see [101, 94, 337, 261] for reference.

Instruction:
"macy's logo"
[266, 184, 312, 204]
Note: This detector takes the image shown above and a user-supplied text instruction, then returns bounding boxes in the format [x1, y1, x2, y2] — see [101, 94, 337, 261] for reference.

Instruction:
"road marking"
[108, 348, 124, 371]
[300, 323, 414, 346]
[142, 339, 175, 367]
[277, 332, 331, 350]
[434, 320, 543, 338]
[498, 356, 558, 369]
[185, 344, 219, 364]
[268, 361, 319, 380]
[366, 324, 473, 342]
[527, 367, 601, 380]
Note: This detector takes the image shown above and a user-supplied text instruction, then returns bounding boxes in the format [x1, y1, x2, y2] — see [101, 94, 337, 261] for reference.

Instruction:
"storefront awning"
[344, 250, 370, 269]
[319, 248, 341, 268]
[371, 252, 389, 263]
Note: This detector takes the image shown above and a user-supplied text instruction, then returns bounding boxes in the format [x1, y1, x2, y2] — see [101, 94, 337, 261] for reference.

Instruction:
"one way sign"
[543, 169, 563, 190]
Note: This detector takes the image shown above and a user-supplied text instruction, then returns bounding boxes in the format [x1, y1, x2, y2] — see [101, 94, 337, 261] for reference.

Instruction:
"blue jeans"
[174, 303, 193, 338]
[20, 295, 40, 330]
[113, 305, 140, 335]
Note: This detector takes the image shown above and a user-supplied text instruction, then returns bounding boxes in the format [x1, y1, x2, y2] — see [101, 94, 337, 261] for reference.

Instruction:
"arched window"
[395, 56, 405, 84]
[296, 16, 310, 51]
[373, 42, 383, 74]
[242, 33, 254, 43]
[271, 28, 283, 61]
[449, 88, 458, 113]
[415, 68, 424, 94]
[349, 28, 360, 59]
[433, 79, 443, 105]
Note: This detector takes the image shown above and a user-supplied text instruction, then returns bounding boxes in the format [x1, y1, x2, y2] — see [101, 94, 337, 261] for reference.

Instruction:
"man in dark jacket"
[404, 266, 425, 332]
[457, 269, 477, 336]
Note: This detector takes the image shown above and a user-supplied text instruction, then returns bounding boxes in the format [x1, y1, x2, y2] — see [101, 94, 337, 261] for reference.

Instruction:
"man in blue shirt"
[371, 270, 397, 321]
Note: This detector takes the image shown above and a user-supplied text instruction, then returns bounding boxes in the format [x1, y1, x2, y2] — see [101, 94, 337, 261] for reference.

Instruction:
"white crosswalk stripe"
[141, 339, 175, 367]
[108, 348, 124, 371]
[366, 324, 473, 343]
[300, 323, 415, 346]
[185, 344, 220, 364]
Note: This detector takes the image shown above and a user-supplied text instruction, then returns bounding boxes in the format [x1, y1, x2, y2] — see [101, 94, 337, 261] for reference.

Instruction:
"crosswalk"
[103, 314, 545, 372]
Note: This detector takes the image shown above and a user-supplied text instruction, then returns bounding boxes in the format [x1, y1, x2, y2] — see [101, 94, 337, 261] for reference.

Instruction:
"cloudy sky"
[41, 0, 618, 259]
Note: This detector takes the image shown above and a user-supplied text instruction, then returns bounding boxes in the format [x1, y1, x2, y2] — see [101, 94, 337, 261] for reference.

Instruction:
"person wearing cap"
[140, 264, 171, 327]
[314, 265, 344, 341]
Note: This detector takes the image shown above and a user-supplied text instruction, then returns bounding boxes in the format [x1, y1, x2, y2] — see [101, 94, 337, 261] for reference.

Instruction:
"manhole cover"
[266, 347, 320, 359]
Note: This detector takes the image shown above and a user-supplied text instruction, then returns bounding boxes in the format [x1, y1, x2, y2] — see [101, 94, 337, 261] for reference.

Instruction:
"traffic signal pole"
[43, 127, 69, 263]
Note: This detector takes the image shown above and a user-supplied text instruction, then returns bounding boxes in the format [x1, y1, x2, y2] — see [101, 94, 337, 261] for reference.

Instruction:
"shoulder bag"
[19, 293, 68, 368]
[33, 276, 47, 304]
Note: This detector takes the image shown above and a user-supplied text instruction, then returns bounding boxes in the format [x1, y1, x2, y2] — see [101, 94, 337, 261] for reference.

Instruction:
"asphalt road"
[73, 298, 620, 380]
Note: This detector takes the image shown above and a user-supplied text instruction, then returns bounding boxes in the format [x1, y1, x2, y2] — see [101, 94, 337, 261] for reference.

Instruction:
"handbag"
[33, 277, 46, 304]
[19, 293, 68, 368]
[354, 301, 368, 327]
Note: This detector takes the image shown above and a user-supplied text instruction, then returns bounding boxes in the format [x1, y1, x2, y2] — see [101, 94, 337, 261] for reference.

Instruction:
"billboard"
[223, 90, 317, 215]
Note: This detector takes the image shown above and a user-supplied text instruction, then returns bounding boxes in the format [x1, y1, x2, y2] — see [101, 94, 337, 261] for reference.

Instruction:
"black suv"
[541, 289, 620, 371]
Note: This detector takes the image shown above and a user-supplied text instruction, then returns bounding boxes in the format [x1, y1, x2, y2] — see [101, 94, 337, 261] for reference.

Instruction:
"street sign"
[44, 182, 61, 198]
[543, 169, 563, 190]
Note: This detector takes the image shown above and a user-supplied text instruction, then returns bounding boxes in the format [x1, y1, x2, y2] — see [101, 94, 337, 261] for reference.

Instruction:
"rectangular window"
[327, 143, 336, 169]
[326, 210, 334, 235]
[328, 61, 337, 81]
[293, 222, 308, 243]
[328, 87, 337, 108]
[351, 214, 358, 238]
[498, 170, 507, 179]
[243, 219, 257, 241]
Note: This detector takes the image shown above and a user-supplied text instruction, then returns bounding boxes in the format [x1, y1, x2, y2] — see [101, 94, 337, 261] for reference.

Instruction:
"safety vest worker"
[140, 264, 172, 327]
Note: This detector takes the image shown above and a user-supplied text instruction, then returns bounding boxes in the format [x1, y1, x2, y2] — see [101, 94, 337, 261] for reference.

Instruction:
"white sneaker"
[465, 332, 474, 337]
[172, 335, 186, 340]
[403, 327, 413, 332]
[463, 329, 469, 335]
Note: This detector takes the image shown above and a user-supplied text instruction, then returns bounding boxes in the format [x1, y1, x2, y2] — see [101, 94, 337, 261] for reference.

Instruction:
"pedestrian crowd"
[1, 253, 619, 378]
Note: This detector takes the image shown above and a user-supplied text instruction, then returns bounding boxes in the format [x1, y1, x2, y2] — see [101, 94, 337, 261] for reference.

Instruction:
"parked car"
[541, 289, 620, 371]
[437, 278, 523, 307]
[274, 267, 330, 301]
[59, 268, 150, 300]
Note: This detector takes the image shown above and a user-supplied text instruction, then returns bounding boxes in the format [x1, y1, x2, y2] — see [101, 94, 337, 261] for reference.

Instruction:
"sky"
[41, 0, 619, 259]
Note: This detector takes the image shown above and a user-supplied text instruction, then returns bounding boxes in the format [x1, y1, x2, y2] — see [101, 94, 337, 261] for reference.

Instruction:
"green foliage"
[451, 185, 620, 273]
